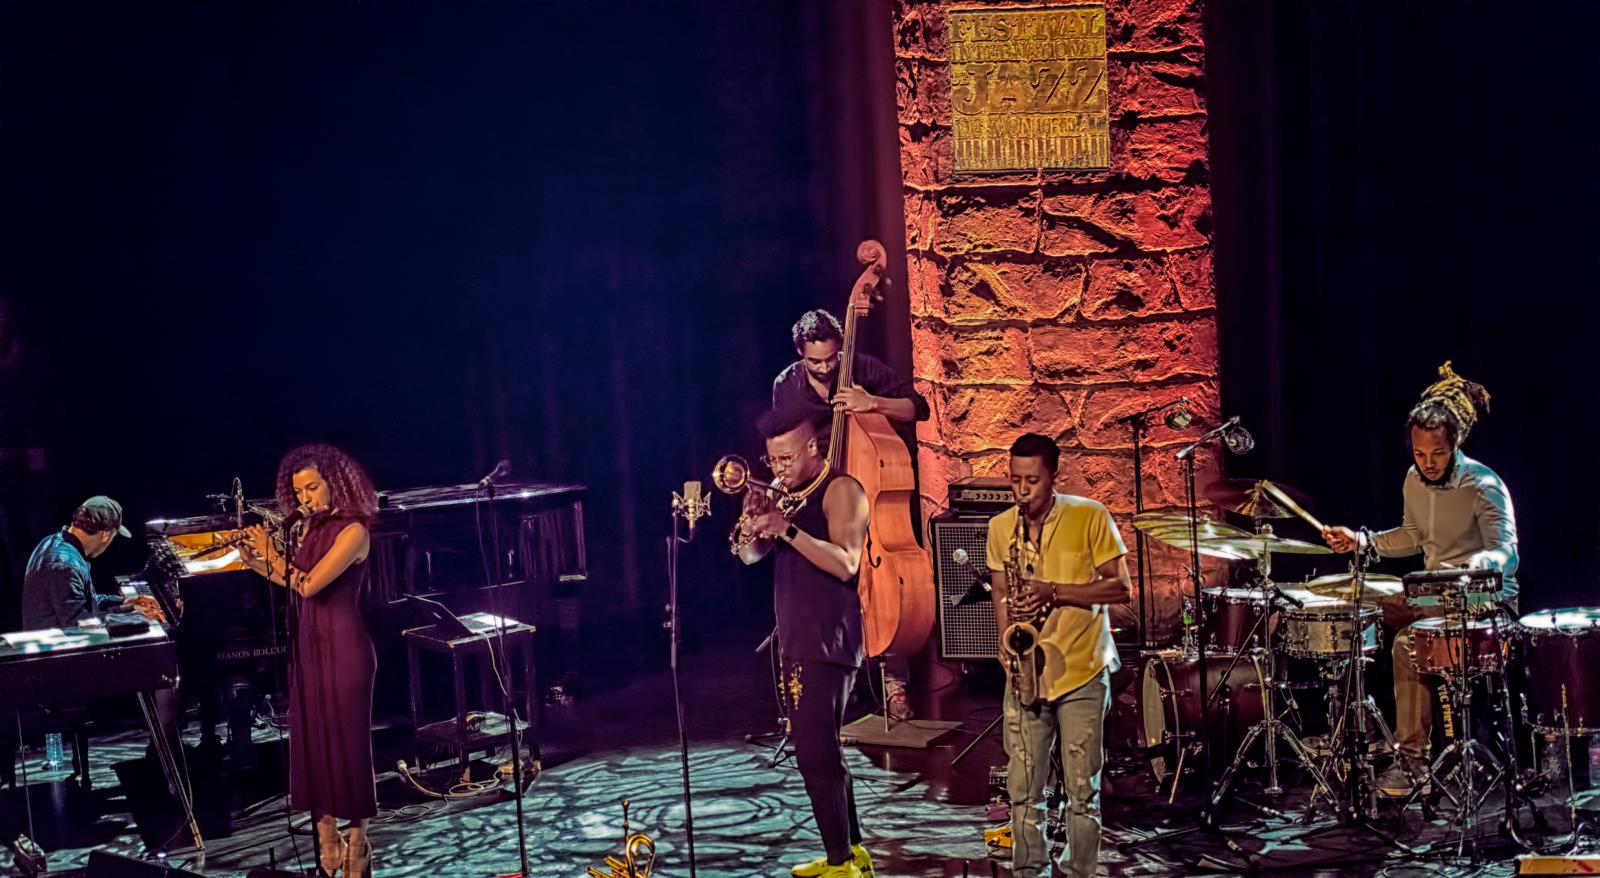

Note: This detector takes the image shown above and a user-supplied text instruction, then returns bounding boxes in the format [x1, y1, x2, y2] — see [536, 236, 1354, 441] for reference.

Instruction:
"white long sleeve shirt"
[1371, 452, 1519, 605]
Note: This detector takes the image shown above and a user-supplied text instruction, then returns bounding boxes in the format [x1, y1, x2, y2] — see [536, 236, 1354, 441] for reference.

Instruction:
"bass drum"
[1140, 650, 1266, 782]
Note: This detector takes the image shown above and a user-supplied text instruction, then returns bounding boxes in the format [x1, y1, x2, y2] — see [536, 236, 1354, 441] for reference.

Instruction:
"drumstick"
[1259, 480, 1327, 532]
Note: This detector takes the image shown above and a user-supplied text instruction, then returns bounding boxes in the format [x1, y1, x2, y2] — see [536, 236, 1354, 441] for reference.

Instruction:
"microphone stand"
[1118, 398, 1187, 651]
[667, 486, 710, 878]
[477, 470, 531, 877]
[1121, 423, 1254, 866]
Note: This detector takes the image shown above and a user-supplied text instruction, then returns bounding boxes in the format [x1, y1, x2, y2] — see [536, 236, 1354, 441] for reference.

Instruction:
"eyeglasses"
[760, 452, 800, 469]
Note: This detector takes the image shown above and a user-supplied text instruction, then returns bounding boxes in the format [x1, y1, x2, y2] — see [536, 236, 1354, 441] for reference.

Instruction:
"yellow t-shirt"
[987, 493, 1127, 700]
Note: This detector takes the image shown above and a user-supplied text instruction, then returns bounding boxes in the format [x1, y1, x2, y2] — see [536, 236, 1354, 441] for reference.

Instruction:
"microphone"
[279, 503, 313, 531]
[950, 548, 993, 607]
[682, 481, 706, 534]
[673, 480, 712, 538]
[1223, 420, 1255, 455]
[477, 459, 512, 489]
[1164, 397, 1194, 430]
[1175, 415, 1251, 460]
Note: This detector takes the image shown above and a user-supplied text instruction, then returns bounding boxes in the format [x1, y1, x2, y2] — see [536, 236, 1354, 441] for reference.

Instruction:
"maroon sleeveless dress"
[288, 513, 378, 821]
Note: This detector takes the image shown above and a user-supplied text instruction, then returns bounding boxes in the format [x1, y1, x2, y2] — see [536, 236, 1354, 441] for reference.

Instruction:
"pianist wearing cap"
[237, 443, 379, 878]
[12, 495, 179, 789]
[20, 495, 139, 629]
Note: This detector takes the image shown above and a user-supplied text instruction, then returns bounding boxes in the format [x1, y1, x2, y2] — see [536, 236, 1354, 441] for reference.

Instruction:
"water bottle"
[43, 732, 64, 770]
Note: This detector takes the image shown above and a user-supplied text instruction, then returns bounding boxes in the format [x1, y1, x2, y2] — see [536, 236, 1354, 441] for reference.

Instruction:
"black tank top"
[774, 471, 863, 668]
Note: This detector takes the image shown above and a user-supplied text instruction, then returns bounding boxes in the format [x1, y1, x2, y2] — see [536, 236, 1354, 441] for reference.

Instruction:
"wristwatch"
[782, 523, 799, 543]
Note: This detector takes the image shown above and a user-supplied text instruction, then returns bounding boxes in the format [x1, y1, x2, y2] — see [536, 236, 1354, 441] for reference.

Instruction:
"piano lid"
[145, 480, 587, 536]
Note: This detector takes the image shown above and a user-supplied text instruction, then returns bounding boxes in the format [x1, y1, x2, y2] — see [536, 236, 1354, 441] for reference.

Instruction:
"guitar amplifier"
[947, 477, 1014, 514]
[929, 511, 999, 660]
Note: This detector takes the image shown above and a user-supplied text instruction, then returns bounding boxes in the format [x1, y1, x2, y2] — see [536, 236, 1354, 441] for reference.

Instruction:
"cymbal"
[1133, 511, 1252, 540]
[1302, 572, 1404, 600]
[1201, 532, 1334, 558]
[1205, 478, 1312, 520]
[1131, 512, 1256, 560]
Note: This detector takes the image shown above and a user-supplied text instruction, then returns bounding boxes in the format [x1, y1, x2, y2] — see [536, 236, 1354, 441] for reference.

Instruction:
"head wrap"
[1417, 360, 1490, 441]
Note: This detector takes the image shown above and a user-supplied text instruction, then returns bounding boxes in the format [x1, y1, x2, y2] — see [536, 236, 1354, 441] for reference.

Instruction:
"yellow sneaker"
[791, 846, 872, 878]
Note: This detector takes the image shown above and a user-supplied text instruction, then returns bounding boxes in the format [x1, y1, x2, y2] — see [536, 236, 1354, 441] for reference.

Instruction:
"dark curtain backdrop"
[0, 2, 907, 642]
[1207, 1, 1600, 610]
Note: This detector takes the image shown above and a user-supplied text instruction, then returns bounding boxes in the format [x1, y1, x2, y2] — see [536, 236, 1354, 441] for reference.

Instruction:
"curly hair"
[791, 309, 843, 352]
[274, 443, 379, 522]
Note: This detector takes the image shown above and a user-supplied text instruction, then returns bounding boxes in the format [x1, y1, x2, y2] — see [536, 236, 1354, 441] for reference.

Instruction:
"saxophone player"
[987, 434, 1131, 878]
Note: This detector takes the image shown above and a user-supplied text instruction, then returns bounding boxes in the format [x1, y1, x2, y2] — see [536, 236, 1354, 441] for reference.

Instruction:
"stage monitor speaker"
[85, 850, 205, 877]
[929, 511, 999, 660]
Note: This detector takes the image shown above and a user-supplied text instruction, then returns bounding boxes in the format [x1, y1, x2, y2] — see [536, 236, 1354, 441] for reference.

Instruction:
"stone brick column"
[894, 0, 1219, 639]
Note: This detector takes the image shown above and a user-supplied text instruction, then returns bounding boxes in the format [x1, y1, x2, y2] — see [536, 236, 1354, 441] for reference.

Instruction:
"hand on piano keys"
[124, 593, 172, 624]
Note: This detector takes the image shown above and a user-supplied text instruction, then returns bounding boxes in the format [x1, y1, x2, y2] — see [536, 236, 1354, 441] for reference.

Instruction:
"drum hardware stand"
[1209, 570, 1334, 813]
[1296, 534, 1416, 858]
[1398, 572, 1504, 864]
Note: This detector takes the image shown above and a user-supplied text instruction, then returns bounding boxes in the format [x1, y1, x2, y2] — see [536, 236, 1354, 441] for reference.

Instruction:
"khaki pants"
[1370, 594, 1445, 761]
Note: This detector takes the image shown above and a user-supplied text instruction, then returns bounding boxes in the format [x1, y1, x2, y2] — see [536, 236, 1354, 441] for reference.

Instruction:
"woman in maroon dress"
[239, 444, 379, 877]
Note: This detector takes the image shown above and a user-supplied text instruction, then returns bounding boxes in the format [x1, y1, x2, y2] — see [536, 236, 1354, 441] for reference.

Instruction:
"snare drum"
[1408, 616, 1509, 675]
[1200, 587, 1267, 654]
[1280, 601, 1381, 659]
[1140, 649, 1265, 781]
[1519, 608, 1600, 733]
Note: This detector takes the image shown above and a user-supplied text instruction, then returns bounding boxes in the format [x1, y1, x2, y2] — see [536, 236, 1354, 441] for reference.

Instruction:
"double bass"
[829, 240, 935, 657]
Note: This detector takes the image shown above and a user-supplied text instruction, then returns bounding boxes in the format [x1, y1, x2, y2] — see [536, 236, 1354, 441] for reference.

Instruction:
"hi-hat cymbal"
[1205, 478, 1313, 520]
[1302, 572, 1404, 600]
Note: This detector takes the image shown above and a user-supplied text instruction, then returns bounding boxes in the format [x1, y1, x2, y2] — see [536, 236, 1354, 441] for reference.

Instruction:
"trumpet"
[586, 799, 656, 878]
[1000, 509, 1044, 711]
[710, 454, 801, 563]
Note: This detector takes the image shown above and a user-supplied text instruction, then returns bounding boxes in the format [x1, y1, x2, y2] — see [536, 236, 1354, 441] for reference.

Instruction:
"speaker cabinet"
[929, 511, 999, 660]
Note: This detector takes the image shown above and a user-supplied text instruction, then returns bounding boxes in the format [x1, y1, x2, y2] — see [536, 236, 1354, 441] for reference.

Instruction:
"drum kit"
[1131, 476, 1600, 858]
[1133, 482, 1375, 813]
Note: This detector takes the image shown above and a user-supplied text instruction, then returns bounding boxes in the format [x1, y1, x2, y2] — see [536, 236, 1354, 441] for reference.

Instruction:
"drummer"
[1320, 362, 1518, 798]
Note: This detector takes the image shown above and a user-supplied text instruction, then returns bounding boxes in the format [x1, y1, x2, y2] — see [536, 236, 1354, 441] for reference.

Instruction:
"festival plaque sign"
[948, 5, 1109, 173]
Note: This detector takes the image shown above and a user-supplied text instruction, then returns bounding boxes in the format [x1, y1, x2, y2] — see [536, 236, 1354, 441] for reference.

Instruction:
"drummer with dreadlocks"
[1320, 362, 1519, 798]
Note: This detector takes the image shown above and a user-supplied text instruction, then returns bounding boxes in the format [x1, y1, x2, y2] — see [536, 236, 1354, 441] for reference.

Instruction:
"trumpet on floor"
[585, 800, 656, 878]
[711, 454, 803, 564]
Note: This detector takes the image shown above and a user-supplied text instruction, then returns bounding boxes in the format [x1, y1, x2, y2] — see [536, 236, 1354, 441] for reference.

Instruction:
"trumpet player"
[987, 434, 1130, 878]
[738, 406, 874, 878]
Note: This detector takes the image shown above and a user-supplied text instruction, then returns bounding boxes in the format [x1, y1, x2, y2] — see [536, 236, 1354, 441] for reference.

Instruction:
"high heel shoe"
[344, 838, 372, 878]
[315, 830, 348, 878]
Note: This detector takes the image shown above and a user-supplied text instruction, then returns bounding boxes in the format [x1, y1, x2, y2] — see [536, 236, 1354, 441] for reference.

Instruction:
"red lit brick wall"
[894, 0, 1219, 638]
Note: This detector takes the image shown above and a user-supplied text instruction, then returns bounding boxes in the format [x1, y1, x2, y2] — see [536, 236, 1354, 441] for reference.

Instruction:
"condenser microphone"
[477, 459, 512, 488]
[682, 481, 704, 535]
[1164, 397, 1194, 430]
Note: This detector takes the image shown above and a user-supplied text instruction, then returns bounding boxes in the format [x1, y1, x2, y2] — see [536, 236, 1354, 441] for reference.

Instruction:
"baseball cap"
[73, 495, 132, 538]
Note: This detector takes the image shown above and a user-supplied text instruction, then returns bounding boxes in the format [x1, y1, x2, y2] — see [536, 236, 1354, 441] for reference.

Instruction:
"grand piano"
[133, 480, 586, 759]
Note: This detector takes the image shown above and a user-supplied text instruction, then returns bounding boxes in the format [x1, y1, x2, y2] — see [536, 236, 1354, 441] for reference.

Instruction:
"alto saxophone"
[999, 511, 1045, 711]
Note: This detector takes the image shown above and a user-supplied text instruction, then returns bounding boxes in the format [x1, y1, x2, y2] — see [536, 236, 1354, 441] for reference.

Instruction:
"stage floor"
[0, 639, 1564, 877]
